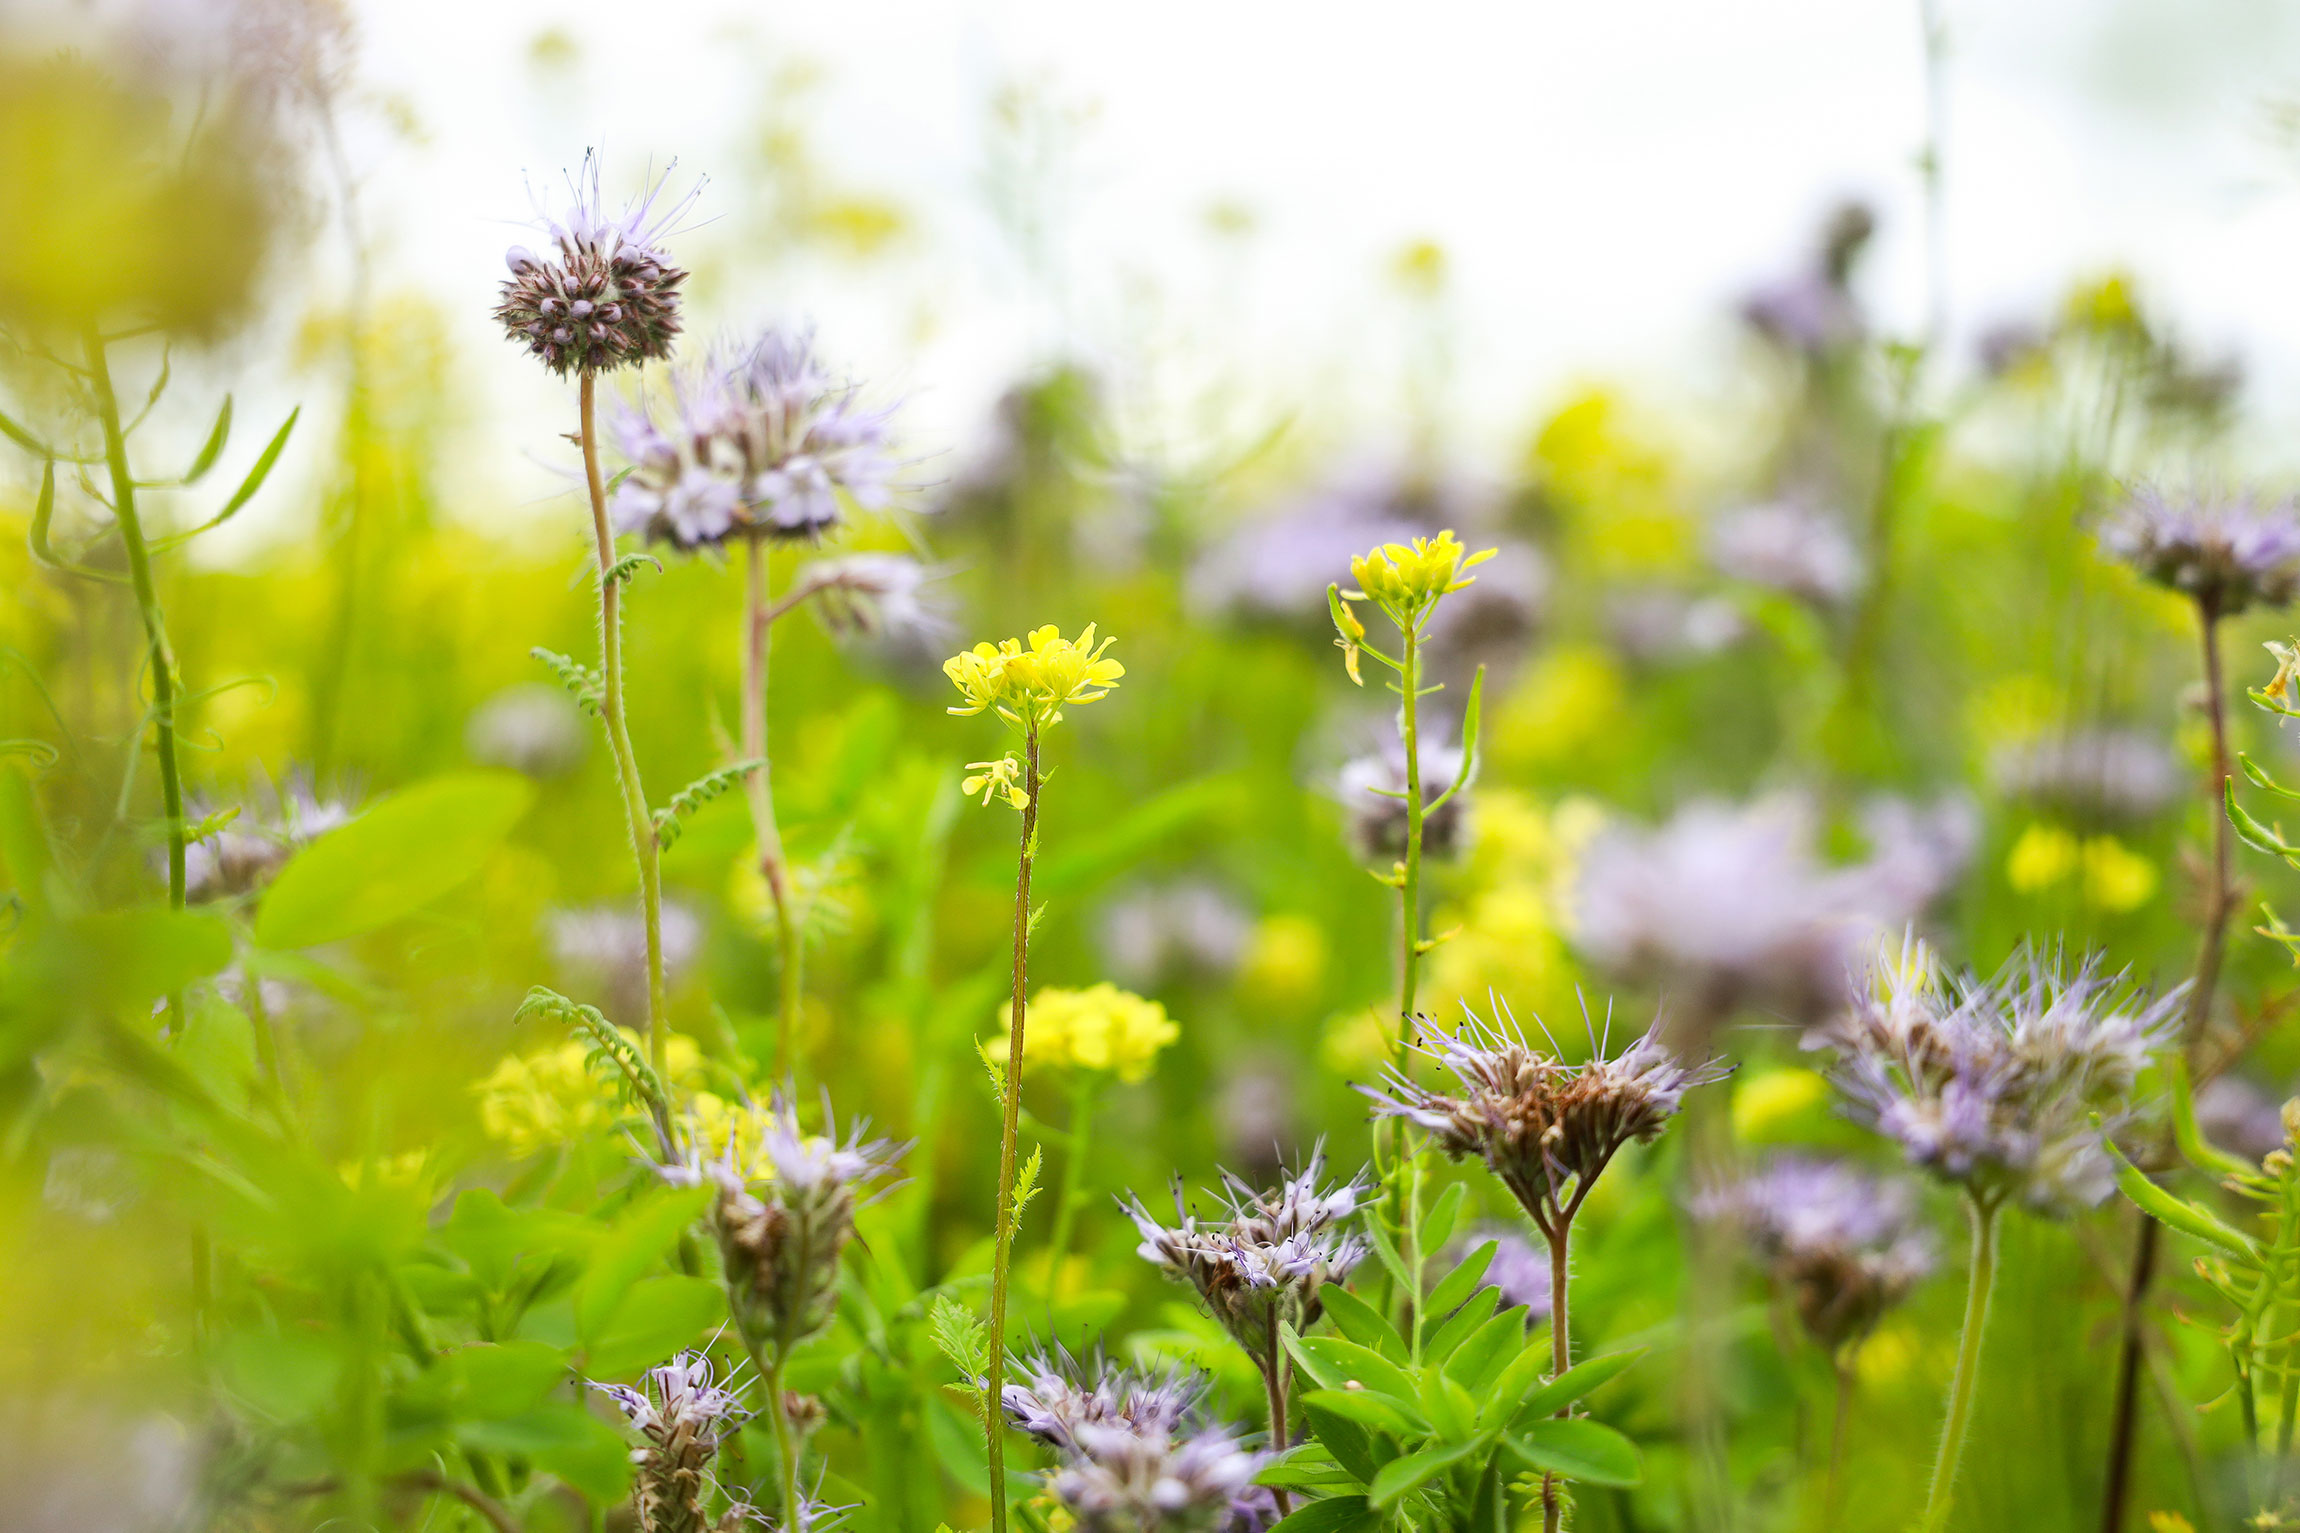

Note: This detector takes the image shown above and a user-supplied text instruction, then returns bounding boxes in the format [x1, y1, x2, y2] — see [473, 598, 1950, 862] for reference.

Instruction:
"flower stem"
[1920, 1194, 2001, 1533]
[1825, 1350, 1856, 1529]
[1395, 624, 1425, 1060]
[85, 327, 186, 1022]
[984, 728, 1042, 1533]
[1262, 1355, 1294, 1515]
[740, 533, 804, 1088]
[1042, 1072, 1095, 1326]
[577, 376, 672, 1107]
[1542, 1215, 1573, 1533]
[750, 1340, 800, 1525]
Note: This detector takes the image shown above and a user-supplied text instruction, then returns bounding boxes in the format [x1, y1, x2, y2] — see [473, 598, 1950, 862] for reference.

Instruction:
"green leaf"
[1417, 1370, 1481, 1443]
[930, 1292, 992, 1384]
[1288, 1337, 1421, 1408]
[1369, 1438, 1484, 1510]
[1508, 1348, 1646, 1426]
[1009, 1144, 1045, 1228]
[1505, 1418, 1642, 1487]
[1267, 1494, 1378, 1533]
[461, 1403, 631, 1501]
[2106, 1137, 2258, 1258]
[0, 401, 53, 457]
[2226, 780, 2300, 862]
[1358, 1207, 1415, 1294]
[1300, 1388, 1423, 1437]
[583, 1276, 723, 1378]
[652, 758, 762, 850]
[2170, 1057, 2257, 1182]
[1318, 1283, 1407, 1363]
[572, 1184, 712, 1345]
[254, 772, 534, 948]
[530, 647, 603, 718]
[1302, 1400, 1380, 1485]
[449, 1341, 569, 1419]
[1426, 665, 1483, 813]
[1422, 1242, 1497, 1331]
[160, 406, 299, 547]
[217, 1328, 344, 1422]
[183, 394, 232, 484]
[1418, 1180, 1467, 1256]
[1445, 1308, 1529, 1392]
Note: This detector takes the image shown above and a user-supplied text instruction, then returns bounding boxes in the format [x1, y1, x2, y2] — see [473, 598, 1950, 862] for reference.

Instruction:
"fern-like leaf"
[653, 758, 763, 849]
[512, 984, 667, 1119]
[530, 646, 604, 719]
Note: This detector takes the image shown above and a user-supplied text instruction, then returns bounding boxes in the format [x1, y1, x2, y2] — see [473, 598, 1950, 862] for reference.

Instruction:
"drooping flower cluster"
[682, 1096, 903, 1358]
[1708, 500, 1862, 607]
[1738, 199, 1873, 357]
[983, 983, 1180, 1084]
[2098, 486, 2300, 616]
[549, 900, 705, 1025]
[1694, 1157, 1936, 1354]
[1817, 944, 2182, 1214]
[945, 625, 1125, 735]
[592, 1352, 753, 1533]
[1337, 733, 1472, 863]
[1988, 728, 2181, 828]
[1571, 794, 1973, 1032]
[793, 553, 948, 645]
[1124, 1150, 1369, 1373]
[1365, 1005, 1728, 1235]
[611, 329, 901, 549]
[495, 155, 695, 377]
[1002, 1347, 1206, 1452]
[466, 682, 589, 778]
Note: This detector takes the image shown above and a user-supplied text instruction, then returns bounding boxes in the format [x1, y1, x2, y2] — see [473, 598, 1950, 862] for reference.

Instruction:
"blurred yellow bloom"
[1320, 1008, 1392, 1078]
[1425, 790, 1597, 1020]
[688, 1092, 778, 1178]
[1345, 532, 1495, 621]
[475, 1031, 703, 1157]
[1240, 914, 1329, 1012]
[1731, 1067, 1833, 1145]
[1492, 646, 1625, 772]
[337, 1150, 431, 1192]
[944, 624, 1123, 732]
[984, 983, 1178, 1082]
[2005, 824, 2157, 913]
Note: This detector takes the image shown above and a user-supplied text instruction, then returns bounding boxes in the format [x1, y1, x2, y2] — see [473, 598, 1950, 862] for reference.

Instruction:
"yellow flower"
[962, 755, 1031, 811]
[1345, 531, 1495, 622]
[1730, 1067, 1834, 1144]
[983, 983, 1178, 1083]
[475, 1030, 703, 1158]
[2006, 824, 2079, 893]
[2005, 824, 2157, 912]
[688, 1091, 779, 1178]
[944, 624, 1123, 733]
[1240, 914, 1329, 1012]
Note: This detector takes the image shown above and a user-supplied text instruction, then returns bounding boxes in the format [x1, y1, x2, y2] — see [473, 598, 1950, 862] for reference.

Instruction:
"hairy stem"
[86, 327, 186, 1022]
[1542, 1214, 1573, 1533]
[1921, 1195, 2001, 1533]
[1396, 624, 1425, 1057]
[740, 533, 804, 1086]
[2100, 604, 2235, 1533]
[1263, 1355, 1294, 1516]
[984, 728, 1042, 1533]
[577, 377, 670, 1089]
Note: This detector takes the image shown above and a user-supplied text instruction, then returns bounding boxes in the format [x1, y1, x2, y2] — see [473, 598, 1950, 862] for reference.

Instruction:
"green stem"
[1043, 1072, 1095, 1326]
[748, 1339, 799, 1525]
[1920, 1195, 2001, 1533]
[1395, 624, 1424, 1059]
[86, 326, 186, 1024]
[984, 728, 1042, 1533]
[740, 533, 803, 1088]
[1825, 1350, 1856, 1529]
[1262, 1356, 1294, 1515]
[1542, 1215, 1573, 1533]
[576, 377, 672, 1117]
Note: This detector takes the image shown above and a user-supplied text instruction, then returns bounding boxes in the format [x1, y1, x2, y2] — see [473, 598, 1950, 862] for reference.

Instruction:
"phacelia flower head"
[1337, 732, 1472, 864]
[1817, 941, 2182, 1215]
[1709, 500, 1862, 607]
[2098, 486, 2300, 616]
[984, 983, 1181, 1084]
[1694, 1156, 1936, 1353]
[1002, 1345, 1207, 1453]
[611, 328, 902, 549]
[685, 1095, 903, 1358]
[945, 624, 1124, 734]
[1364, 1003, 1728, 1233]
[1048, 1418, 1272, 1533]
[495, 153, 696, 377]
[180, 773, 353, 901]
[794, 554, 949, 644]
[1124, 1148, 1369, 1371]
[1988, 728, 2182, 829]
[592, 1351, 749, 1533]
[1100, 880, 1251, 988]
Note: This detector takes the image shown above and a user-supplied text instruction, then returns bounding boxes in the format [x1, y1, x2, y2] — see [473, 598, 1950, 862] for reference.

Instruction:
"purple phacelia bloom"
[495, 153, 697, 377]
[1002, 1346, 1206, 1453]
[1709, 499, 1862, 607]
[1049, 1418, 1271, 1533]
[1989, 728, 2181, 828]
[2098, 486, 2300, 617]
[1817, 942, 2182, 1215]
[1694, 1156, 1935, 1352]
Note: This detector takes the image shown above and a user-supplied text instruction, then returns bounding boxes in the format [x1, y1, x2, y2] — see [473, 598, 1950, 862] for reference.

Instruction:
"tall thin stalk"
[983, 728, 1042, 1533]
[1920, 1194, 2002, 1533]
[740, 532, 804, 1085]
[2100, 602, 2234, 1533]
[1394, 625, 1425, 1061]
[1540, 1215, 1575, 1533]
[576, 375, 671, 1082]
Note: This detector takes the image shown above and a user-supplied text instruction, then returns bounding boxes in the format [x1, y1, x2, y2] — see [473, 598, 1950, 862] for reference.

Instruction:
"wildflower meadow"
[8, 4, 2300, 1532]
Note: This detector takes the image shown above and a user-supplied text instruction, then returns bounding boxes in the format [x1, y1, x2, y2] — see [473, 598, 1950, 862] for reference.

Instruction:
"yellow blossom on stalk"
[1344, 531, 1496, 622]
[2004, 823, 2157, 913]
[2264, 637, 2300, 710]
[963, 755, 1031, 811]
[944, 624, 1124, 732]
[475, 1031, 703, 1157]
[688, 1092, 778, 1178]
[982, 983, 1178, 1082]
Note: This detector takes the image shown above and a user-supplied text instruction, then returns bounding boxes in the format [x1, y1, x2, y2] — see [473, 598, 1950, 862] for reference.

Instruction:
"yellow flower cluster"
[1425, 790, 1602, 1018]
[688, 1091, 778, 1179]
[2005, 824, 2157, 913]
[962, 755, 1031, 811]
[475, 1030, 703, 1158]
[1345, 531, 1495, 621]
[983, 983, 1178, 1083]
[944, 624, 1124, 732]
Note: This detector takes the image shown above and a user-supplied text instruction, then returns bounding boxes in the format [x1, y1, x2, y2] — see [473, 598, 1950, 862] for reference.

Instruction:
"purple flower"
[1002, 1347, 1206, 1452]
[1694, 1157, 1935, 1351]
[1989, 729, 2181, 827]
[495, 153, 696, 377]
[1337, 732, 1471, 864]
[1049, 1419, 1271, 1533]
[1709, 500, 1862, 606]
[1817, 943, 2182, 1215]
[1457, 1224, 1553, 1320]
[2098, 487, 2300, 616]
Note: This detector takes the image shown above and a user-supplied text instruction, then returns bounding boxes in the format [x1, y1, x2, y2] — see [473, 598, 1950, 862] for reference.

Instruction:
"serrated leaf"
[1010, 1144, 1045, 1228]
[1505, 1417, 1642, 1487]
[652, 758, 762, 850]
[930, 1292, 992, 1384]
[531, 647, 604, 718]
[602, 551, 662, 587]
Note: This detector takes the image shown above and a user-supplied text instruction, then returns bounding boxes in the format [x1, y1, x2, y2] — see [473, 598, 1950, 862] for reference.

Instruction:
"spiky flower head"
[1002, 1346, 1207, 1453]
[181, 774, 352, 901]
[611, 329, 902, 549]
[1337, 733, 1471, 863]
[1343, 530, 1496, 626]
[1048, 1418, 1272, 1533]
[1694, 1156, 1936, 1353]
[684, 1096, 902, 1359]
[984, 983, 1180, 1083]
[796, 554, 948, 644]
[1124, 1149, 1369, 1371]
[1817, 942, 2181, 1215]
[1988, 728, 2181, 828]
[2098, 486, 2300, 617]
[944, 624, 1124, 735]
[592, 1352, 749, 1533]
[1364, 1004, 1728, 1233]
[495, 154, 695, 377]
